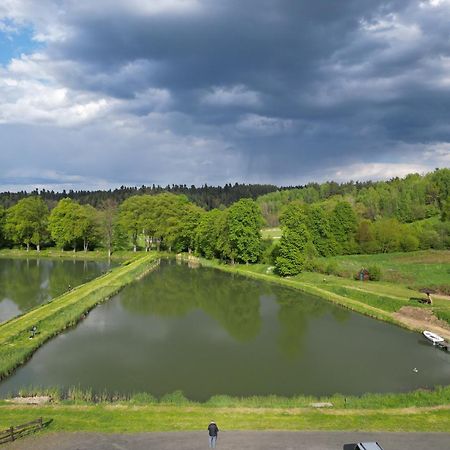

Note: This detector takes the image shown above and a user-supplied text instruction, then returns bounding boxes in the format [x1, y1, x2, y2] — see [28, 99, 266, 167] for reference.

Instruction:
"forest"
[0, 183, 277, 210]
[0, 169, 448, 277]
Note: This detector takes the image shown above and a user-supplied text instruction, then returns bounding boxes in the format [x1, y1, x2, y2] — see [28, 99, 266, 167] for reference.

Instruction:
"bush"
[400, 234, 419, 252]
[160, 390, 191, 405]
[368, 265, 382, 281]
[130, 392, 158, 404]
[325, 260, 338, 275]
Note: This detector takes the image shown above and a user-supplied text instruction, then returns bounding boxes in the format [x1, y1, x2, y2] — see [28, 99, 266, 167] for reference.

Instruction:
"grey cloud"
[0, 0, 449, 189]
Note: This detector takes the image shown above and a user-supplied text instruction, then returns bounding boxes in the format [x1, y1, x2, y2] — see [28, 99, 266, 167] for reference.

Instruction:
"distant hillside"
[0, 183, 278, 211]
[257, 169, 449, 226]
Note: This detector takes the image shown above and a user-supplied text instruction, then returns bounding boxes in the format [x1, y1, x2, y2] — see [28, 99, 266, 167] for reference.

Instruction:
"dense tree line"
[0, 194, 264, 264]
[258, 169, 450, 226]
[0, 183, 277, 210]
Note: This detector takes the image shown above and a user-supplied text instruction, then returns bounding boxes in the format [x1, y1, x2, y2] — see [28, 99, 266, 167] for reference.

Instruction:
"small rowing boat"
[423, 330, 445, 345]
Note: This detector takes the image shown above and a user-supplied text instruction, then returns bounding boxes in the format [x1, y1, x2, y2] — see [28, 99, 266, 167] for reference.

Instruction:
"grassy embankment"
[0, 253, 160, 380]
[0, 248, 140, 261]
[1, 387, 450, 432]
[198, 250, 450, 336]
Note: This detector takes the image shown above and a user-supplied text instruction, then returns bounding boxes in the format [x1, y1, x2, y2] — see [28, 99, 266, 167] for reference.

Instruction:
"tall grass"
[5, 385, 450, 409]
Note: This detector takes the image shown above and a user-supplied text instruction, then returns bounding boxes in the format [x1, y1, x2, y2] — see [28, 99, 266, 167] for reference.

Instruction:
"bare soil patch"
[394, 306, 450, 340]
[6, 396, 52, 405]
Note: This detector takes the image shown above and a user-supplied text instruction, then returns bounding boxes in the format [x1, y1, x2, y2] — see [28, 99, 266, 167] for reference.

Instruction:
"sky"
[0, 0, 449, 192]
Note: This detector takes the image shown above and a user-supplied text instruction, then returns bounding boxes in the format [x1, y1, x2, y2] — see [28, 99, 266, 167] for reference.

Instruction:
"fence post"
[38, 417, 43, 429]
[9, 426, 14, 442]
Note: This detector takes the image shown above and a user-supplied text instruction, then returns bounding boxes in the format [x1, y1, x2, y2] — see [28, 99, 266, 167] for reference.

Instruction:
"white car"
[344, 443, 384, 450]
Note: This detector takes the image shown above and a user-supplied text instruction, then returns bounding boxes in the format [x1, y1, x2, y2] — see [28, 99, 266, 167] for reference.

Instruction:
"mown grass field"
[321, 250, 450, 291]
[2, 386, 450, 433]
[0, 253, 160, 380]
[261, 227, 282, 239]
[0, 403, 449, 433]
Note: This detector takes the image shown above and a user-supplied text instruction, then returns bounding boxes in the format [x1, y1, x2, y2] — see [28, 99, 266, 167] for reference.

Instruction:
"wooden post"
[38, 417, 43, 429]
[9, 426, 14, 442]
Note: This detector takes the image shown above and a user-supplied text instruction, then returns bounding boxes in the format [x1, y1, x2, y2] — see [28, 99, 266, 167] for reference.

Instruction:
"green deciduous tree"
[226, 198, 264, 264]
[330, 201, 358, 254]
[195, 209, 225, 259]
[79, 204, 100, 252]
[98, 199, 118, 258]
[151, 193, 191, 251]
[117, 195, 144, 252]
[48, 198, 87, 251]
[431, 168, 450, 221]
[372, 218, 402, 253]
[276, 203, 310, 276]
[306, 205, 337, 256]
[5, 196, 49, 251]
[356, 220, 377, 253]
[171, 203, 204, 253]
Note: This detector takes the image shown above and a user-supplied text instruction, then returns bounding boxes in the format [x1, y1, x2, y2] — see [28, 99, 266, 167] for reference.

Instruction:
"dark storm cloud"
[1, 0, 449, 189]
[53, 1, 398, 95]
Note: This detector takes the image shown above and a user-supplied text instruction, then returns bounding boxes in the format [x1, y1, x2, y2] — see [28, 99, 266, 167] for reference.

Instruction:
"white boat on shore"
[423, 330, 445, 345]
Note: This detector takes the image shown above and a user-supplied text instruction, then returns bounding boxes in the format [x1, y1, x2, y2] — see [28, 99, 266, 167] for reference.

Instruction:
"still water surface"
[0, 260, 448, 400]
[0, 258, 112, 323]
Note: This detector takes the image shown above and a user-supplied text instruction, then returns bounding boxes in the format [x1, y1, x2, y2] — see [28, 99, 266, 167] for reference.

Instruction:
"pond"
[0, 259, 448, 400]
[0, 258, 113, 323]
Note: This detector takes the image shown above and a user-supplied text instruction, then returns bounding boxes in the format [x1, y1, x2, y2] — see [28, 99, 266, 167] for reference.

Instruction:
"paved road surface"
[3, 431, 450, 450]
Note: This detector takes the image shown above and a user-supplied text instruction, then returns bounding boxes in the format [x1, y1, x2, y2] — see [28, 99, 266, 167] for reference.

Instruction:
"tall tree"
[195, 209, 225, 259]
[306, 205, 337, 256]
[5, 196, 49, 251]
[98, 199, 118, 258]
[226, 198, 263, 264]
[170, 203, 204, 253]
[276, 203, 310, 276]
[139, 195, 157, 252]
[329, 201, 357, 254]
[48, 198, 86, 251]
[117, 195, 144, 252]
[151, 193, 191, 251]
[432, 168, 450, 221]
[79, 204, 100, 252]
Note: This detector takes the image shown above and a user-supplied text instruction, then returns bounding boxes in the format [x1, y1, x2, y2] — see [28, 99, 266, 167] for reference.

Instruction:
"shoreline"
[192, 256, 450, 341]
[0, 254, 160, 380]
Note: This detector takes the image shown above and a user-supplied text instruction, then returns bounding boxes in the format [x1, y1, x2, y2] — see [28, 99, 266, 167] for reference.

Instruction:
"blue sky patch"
[0, 21, 42, 65]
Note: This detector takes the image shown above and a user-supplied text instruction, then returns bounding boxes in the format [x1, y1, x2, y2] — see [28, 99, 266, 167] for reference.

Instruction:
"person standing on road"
[207, 421, 219, 448]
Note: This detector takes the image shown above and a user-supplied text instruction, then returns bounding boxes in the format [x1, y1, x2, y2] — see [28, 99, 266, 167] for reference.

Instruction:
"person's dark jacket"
[208, 423, 219, 436]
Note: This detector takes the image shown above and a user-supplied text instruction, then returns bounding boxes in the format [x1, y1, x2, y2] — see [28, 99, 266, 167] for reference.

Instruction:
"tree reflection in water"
[120, 260, 347, 349]
[0, 258, 111, 322]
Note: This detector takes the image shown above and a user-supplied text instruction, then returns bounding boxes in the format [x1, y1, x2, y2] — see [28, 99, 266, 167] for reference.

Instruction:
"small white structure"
[423, 330, 445, 345]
